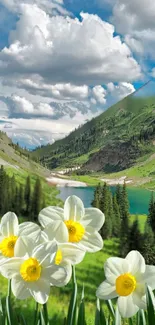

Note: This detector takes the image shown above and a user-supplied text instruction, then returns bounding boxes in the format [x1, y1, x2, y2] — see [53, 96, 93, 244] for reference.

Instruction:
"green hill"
[0, 131, 62, 208]
[32, 81, 155, 173]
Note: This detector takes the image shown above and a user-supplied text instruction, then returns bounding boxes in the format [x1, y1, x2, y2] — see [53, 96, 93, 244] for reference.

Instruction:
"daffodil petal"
[104, 257, 130, 284]
[0, 258, 23, 278]
[125, 251, 145, 275]
[14, 236, 34, 258]
[78, 228, 103, 252]
[59, 243, 85, 264]
[141, 265, 155, 290]
[81, 208, 105, 230]
[12, 275, 30, 299]
[29, 278, 50, 304]
[32, 241, 58, 266]
[0, 212, 18, 237]
[18, 222, 41, 242]
[96, 280, 117, 300]
[64, 195, 84, 221]
[43, 221, 68, 243]
[39, 207, 64, 227]
[117, 295, 139, 318]
[133, 291, 146, 309]
[49, 265, 67, 287]
[60, 261, 72, 285]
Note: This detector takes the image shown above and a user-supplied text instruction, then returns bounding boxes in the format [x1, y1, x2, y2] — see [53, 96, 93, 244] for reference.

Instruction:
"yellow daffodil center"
[20, 258, 41, 282]
[55, 249, 63, 265]
[64, 220, 85, 243]
[116, 273, 137, 296]
[0, 236, 18, 257]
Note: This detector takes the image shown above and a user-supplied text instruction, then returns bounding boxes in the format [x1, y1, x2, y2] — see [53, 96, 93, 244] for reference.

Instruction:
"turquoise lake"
[57, 186, 153, 215]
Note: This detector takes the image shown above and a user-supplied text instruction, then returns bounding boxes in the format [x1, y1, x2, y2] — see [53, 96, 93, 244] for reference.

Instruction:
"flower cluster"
[0, 195, 155, 319]
[0, 195, 105, 304]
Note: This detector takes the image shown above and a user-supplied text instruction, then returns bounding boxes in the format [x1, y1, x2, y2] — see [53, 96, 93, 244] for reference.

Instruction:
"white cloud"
[0, 0, 69, 16]
[92, 85, 106, 104]
[107, 82, 135, 100]
[0, 7, 141, 85]
[11, 77, 89, 100]
[111, 0, 155, 58]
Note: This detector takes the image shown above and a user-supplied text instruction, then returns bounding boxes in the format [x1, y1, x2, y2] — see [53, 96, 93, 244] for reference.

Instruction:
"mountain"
[32, 81, 155, 172]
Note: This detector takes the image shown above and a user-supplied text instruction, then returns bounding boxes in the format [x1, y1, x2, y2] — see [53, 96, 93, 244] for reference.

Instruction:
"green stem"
[7, 280, 11, 298]
[34, 302, 39, 325]
[43, 303, 49, 325]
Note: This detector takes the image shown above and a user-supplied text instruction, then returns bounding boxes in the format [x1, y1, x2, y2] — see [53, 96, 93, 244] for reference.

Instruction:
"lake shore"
[46, 176, 87, 187]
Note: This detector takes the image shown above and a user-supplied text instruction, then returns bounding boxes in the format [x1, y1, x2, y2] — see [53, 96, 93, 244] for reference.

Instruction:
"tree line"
[0, 165, 46, 221]
[92, 183, 155, 264]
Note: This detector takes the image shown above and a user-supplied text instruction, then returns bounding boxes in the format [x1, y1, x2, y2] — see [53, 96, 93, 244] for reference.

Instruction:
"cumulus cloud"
[0, 0, 69, 16]
[111, 0, 155, 58]
[0, 6, 141, 85]
[92, 85, 107, 104]
[107, 82, 135, 100]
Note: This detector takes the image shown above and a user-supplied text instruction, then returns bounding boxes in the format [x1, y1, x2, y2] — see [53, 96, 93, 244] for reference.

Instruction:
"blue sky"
[0, 0, 154, 149]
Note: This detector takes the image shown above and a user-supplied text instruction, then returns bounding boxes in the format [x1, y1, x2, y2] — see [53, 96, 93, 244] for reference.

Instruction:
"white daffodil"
[96, 250, 155, 318]
[0, 236, 67, 304]
[0, 212, 41, 263]
[39, 195, 105, 252]
[39, 230, 86, 284]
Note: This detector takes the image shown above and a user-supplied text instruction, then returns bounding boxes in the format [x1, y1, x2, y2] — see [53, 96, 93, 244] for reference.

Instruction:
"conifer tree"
[148, 192, 155, 234]
[10, 175, 16, 210]
[31, 178, 42, 221]
[24, 176, 31, 216]
[100, 183, 112, 238]
[14, 186, 20, 215]
[142, 223, 155, 265]
[119, 182, 130, 257]
[112, 194, 121, 237]
[91, 183, 101, 208]
[115, 184, 122, 216]
[128, 218, 142, 252]
[19, 184, 24, 215]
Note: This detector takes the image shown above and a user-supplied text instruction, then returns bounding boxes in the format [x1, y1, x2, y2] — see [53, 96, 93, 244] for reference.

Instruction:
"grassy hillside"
[32, 81, 155, 173]
[0, 131, 62, 208]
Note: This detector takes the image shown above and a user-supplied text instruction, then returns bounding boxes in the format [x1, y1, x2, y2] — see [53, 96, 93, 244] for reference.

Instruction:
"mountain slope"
[32, 81, 155, 172]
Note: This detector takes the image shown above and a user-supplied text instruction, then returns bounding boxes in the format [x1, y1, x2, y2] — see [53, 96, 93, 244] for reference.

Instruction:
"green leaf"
[146, 286, 155, 325]
[66, 266, 78, 325]
[6, 296, 13, 325]
[95, 299, 100, 325]
[114, 306, 121, 325]
[100, 305, 107, 325]
[105, 300, 115, 320]
[19, 314, 27, 325]
[67, 266, 77, 325]
[77, 286, 85, 325]
[40, 311, 45, 325]
[137, 309, 146, 325]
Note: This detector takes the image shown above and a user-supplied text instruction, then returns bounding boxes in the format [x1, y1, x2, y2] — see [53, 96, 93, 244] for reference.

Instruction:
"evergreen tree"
[115, 184, 122, 216]
[31, 178, 42, 221]
[142, 223, 155, 265]
[128, 218, 142, 252]
[121, 182, 130, 218]
[100, 183, 112, 238]
[148, 192, 155, 234]
[119, 182, 130, 257]
[112, 194, 121, 237]
[14, 186, 20, 215]
[19, 184, 24, 215]
[10, 175, 16, 210]
[24, 176, 31, 216]
[91, 183, 101, 209]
